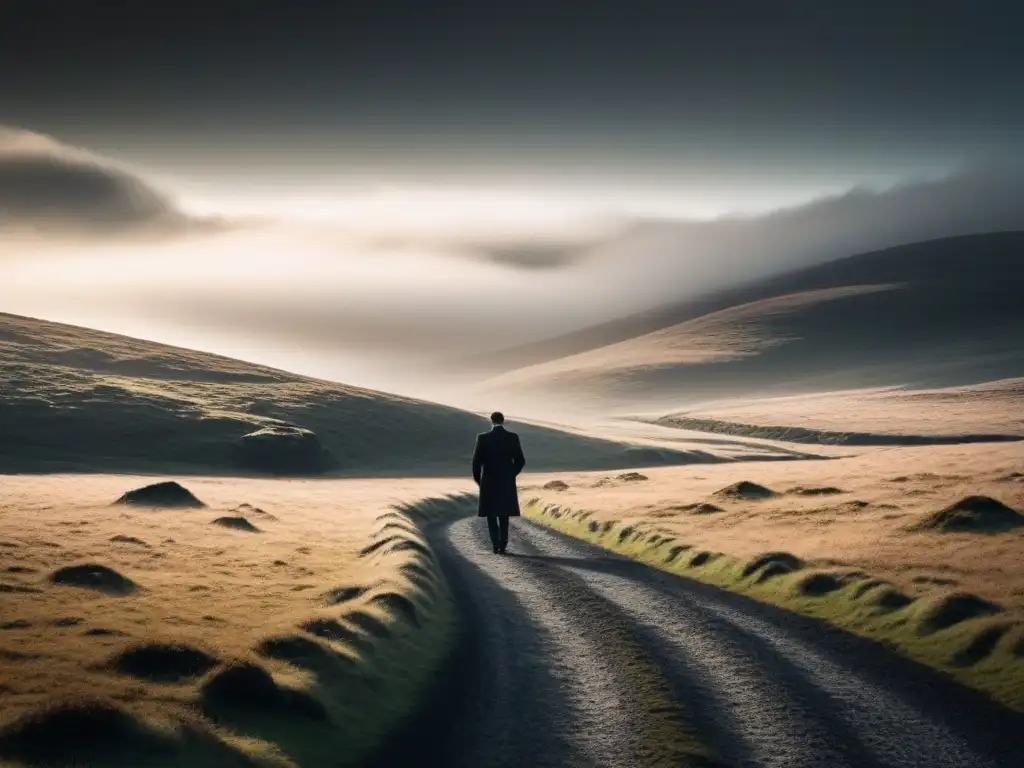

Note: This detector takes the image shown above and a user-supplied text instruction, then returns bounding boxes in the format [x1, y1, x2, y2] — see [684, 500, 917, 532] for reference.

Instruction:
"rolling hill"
[472, 232, 1024, 412]
[0, 312, 712, 475]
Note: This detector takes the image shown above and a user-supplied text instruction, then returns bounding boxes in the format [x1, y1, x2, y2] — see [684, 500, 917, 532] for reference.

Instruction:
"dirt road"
[372, 515, 1023, 768]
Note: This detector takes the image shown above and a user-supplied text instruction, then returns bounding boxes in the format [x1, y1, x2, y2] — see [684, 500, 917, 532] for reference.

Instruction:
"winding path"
[372, 516, 1023, 768]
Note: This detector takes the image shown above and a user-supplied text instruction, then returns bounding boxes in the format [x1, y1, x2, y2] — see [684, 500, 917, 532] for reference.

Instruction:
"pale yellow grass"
[522, 442, 1024, 611]
[0, 474, 470, 767]
[683, 377, 1024, 436]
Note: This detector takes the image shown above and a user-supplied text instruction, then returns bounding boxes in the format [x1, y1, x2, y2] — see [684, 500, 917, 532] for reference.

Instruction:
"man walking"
[472, 411, 526, 554]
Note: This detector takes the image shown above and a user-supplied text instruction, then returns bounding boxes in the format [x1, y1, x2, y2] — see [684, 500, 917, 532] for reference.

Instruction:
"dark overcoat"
[472, 426, 526, 517]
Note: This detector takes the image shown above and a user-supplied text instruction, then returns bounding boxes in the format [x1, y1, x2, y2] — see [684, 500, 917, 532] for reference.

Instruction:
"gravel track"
[370, 516, 1023, 767]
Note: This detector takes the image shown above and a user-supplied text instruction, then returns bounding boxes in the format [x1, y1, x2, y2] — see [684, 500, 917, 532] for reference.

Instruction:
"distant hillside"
[464, 231, 1024, 374]
[474, 232, 1024, 411]
[0, 313, 709, 475]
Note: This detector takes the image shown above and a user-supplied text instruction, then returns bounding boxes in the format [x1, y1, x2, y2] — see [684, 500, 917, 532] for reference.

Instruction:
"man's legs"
[486, 516, 501, 552]
[498, 516, 510, 553]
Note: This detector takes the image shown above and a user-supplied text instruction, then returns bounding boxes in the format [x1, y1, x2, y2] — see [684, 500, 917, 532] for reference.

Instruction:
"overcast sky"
[5, 2, 1022, 191]
[1, 2, 1021, 398]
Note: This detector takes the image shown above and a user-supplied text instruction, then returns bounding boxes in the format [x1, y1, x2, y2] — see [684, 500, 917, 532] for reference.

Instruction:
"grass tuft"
[688, 551, 720, 567]
[0, 699, 180, 764]
[741, 552, 805, 580]
[210, 516, 261, 532]
[793, 571, 844, 597]
[908, 496, 1023, 533]
[368, 592, 422, 627]
[50, 564, 137, 595]
[713, 481, 776, 500]
[951, 622, 1014, 667]
[911, 593, 1003, 635]
[108, 643, 219, 683]
[113, 481, 205, 508]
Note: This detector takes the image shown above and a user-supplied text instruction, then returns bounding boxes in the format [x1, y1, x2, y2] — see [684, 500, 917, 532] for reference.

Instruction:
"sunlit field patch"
[0, 474, 472, 767]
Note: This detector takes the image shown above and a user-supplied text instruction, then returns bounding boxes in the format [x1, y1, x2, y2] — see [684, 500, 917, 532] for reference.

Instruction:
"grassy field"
[655, 377, 1024, 442]
[0, 474, 472, 767]
[471, 233, 1024, 414]
[522, 441, 1024, 711]
[4, 296, 1023, 763]
[0, 312, 706, 477]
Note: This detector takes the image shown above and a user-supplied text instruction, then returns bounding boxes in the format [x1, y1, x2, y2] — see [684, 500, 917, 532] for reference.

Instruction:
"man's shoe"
[498, 547, 507, 555]
[492, 545, 500, 554]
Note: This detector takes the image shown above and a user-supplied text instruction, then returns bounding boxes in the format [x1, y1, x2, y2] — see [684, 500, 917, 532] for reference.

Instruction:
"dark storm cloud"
[0, 129, 229, 238]
[3, 2, 1022, 169]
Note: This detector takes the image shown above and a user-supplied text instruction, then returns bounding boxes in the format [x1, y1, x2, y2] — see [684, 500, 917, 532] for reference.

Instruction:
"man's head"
[490, 411, 505, 425]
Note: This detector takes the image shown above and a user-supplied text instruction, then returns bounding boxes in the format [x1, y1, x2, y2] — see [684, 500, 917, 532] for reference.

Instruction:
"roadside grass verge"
[223, 492, 477, 767]
[0, 484, 475, 768]
[524, 499, 1024, 712]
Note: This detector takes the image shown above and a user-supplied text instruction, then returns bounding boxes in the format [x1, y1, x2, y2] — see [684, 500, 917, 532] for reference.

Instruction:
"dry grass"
[521, 442, 1024, 611]
[0, 474, 472, 766]
[472, 233, 1024, 415]
[674, 377, 1024, 438]
[523, 440, 1024, 709]
[476, 285, 896, 400]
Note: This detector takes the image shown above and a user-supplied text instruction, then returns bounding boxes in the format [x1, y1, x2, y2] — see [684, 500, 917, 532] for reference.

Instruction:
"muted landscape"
[4, 5, 1024, 765]
[526, 441, 1024, 610]
[470, 233, 1024, 417]
[0, 473, 475, 766]
[0, 312, 718, 477]
[649, 377, 1024, 443]
[2, 299, 1022, 764]
[3, 225, 1024, 766]
[4, 225, 1024, 766]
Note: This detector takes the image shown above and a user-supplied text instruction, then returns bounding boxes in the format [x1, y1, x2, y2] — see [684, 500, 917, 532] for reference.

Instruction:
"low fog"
[2, 127, 1023, 398]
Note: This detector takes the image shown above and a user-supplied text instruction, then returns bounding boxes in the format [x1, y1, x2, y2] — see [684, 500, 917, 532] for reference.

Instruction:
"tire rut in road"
[514, 519, 1023, 768]
[449, 517, 636, 767]
[376, 516, 725, 767]
[510, 531, 725, 767]
[369, 512, 1023, 768]
[369, 515, 580, 768]
[514, 526, 855, 768]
